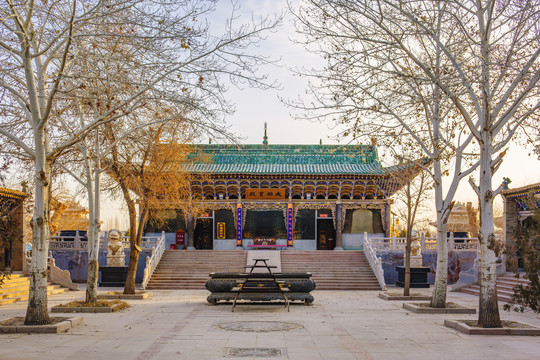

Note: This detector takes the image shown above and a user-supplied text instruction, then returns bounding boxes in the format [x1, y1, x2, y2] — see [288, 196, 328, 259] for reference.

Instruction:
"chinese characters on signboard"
[244, 188, 286, 200]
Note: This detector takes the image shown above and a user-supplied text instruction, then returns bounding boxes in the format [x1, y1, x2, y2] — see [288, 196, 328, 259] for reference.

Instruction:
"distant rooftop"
[502, 182, 540, 198]
[0, 187, 27, 199]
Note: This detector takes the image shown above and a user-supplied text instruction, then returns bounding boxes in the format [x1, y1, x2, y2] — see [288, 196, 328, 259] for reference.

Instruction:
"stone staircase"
[280, 251, 381, 290]
[146, 250, 381, 290]
[0, 273, 70, 305]
[146, 250, 247, 290]
[459, 273, 531, 304]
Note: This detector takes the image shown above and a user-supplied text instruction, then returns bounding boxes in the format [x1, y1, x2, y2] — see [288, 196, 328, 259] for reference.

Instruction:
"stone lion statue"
[107, 230, 123, 255]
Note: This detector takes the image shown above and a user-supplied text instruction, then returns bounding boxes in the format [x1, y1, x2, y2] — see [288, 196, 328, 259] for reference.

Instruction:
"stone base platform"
[396, 266, 430, 288]
[208, 292, 314, 305]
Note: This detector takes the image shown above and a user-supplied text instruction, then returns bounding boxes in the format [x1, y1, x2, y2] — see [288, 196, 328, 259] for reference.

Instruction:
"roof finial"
[263, 122, 268, 145]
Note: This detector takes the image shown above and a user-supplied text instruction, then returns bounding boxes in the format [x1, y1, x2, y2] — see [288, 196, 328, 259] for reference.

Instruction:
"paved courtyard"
[1, 286, 539, 360]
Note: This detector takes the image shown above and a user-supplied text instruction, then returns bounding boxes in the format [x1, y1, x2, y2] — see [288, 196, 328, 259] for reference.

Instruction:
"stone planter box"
[445, 319, 540, 335]
[378, 292, 431, 301]
[97, 291, 152, 300]
[403, 302, 476, 314]
[51, 300, 129, 313]
[0, 317, 83, 334]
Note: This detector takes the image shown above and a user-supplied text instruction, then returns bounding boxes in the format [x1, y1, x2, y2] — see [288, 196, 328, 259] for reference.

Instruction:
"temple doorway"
[194, 218, 213, 249]
[317, 219, 336, 250]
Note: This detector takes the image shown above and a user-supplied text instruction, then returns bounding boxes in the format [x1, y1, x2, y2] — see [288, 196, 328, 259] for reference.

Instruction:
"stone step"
[458, 273, 530, 304]
[281, 251, 379, 290]
[0, 281, 31, 294]
[0, 282, 70, 305]
[147, 250, 380, 291]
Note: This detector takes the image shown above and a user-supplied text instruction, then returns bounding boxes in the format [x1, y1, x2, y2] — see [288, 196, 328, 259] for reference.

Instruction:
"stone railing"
[49, 231, 159, 251]
[368, 233, 480, 253]
[141, 231, 166, 290]
[23, 250, 78, 290]
[363, 233, 387, 291]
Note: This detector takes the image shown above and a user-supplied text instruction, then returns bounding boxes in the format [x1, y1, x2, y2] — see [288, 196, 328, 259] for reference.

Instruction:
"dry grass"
[415, 302, 464, 309]
[463, 320, 536, 329]
[55, 300, 130, 312]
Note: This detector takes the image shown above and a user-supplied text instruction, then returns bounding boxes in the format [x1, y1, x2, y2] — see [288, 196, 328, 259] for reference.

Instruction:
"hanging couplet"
[236, 203, 243, 246]
[287, 203, 294, 246]
[217, 222, 226, 239]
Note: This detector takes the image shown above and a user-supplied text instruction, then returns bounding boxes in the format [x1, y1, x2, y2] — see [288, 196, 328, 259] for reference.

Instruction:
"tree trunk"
[477, 135, 502, 328]
[404, 234, 411, 297]
[25, 130, 52, 325]
[431, 167, 447, 308]
[123, 242, 139, 294]
[186, 213, 195, 250]
[86, 134, 102, 304]
[124, 205, 148, 294]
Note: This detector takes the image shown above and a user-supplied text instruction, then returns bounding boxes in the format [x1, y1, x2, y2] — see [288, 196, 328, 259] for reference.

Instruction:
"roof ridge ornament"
[263, 122, 268, 145]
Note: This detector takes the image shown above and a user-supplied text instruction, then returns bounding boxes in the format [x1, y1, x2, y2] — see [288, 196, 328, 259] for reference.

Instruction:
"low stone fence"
[367, 233, 505, 287]
[368, 233, 480, 253]
[47, 232, 160, 283]
[49, 231, 158, 251]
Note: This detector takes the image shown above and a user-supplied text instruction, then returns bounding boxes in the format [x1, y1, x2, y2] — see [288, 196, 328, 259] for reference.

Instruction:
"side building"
[0, 187, 27, 271]
[502, 182, 540, 271]
[145, 142, 426, 251]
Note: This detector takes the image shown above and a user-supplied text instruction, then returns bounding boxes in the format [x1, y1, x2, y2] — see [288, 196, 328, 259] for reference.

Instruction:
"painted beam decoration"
[236, 203, 243, 246]
[287, 203, 294, 246]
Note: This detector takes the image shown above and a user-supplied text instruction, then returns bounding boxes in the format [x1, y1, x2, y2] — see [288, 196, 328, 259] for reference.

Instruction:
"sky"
[99, 0, 540, 228]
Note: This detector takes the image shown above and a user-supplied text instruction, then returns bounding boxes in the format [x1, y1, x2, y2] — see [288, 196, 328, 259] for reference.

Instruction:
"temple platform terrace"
[1, 285, 539, 360]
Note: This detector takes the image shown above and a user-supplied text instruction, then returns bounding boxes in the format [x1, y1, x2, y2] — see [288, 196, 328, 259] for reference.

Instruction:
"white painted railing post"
[391, 233, 396, 250]
[363, 232, 387, 291]
[75, 230, 80, 249]
[141, 231, 166, 290]
[449, 232, 455, 252]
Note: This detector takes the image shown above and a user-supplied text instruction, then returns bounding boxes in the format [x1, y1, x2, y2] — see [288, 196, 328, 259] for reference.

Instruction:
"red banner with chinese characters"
[244, 188, 286, 199]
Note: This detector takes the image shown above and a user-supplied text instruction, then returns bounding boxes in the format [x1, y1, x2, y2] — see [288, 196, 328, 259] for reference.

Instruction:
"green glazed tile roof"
[185, 144, 394, 175]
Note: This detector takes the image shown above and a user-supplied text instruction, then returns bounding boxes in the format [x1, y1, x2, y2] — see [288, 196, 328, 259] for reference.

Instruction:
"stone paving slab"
[0, 286, 540, 359]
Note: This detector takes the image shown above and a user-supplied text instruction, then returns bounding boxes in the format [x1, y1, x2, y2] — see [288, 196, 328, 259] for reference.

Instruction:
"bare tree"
[393, 167, 432, 296]
[291, 0, 479, 309]
[293, 0, 540, 328]
[0, 0, 278, 324]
